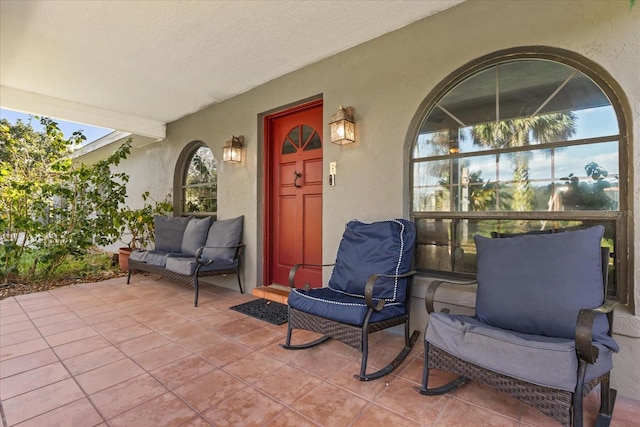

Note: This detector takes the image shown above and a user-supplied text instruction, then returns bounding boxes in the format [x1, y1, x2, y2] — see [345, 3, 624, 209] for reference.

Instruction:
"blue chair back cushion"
[201, 215, 244, 263]
[328, 219, 416, 302]
[474, 225, 618, 350]
[154, 216, 191, 252]
[181, 217, 212, 255]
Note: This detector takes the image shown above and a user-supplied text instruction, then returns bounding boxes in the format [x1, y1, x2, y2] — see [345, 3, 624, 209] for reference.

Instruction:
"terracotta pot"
[118, 247, 132, 272]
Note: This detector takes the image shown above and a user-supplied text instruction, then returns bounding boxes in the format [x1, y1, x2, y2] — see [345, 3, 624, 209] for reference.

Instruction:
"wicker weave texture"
[289, 309, 363, 350]
[428, 344, 601, 426]
[288, 308, 410, 352]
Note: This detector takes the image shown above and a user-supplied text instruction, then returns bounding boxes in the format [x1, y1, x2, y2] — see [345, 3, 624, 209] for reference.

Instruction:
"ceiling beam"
[0, 86, 166, 140]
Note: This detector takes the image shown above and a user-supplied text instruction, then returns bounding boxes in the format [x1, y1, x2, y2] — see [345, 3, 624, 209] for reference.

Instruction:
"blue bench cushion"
[425, 312, 614, 392]
[181, 217, 212, 255]
[327, 219, 416, 302]
[164, 256, 238, 276]
[129, 250, 147, 263]
[474, 225, 617, 351]
[288, 287, 405, 326]
[130, 250, 190, 267]
[154, 216, 191, 252]
[142, 250, 171, 267]
[201, 215, 244, 263]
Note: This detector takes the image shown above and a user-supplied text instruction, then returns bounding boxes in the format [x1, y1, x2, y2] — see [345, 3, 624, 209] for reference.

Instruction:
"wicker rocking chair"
[418, 226, 619, 427]
[281, 219, 419, 381]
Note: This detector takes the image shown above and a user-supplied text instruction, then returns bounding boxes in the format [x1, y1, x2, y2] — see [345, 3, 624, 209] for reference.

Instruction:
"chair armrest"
[575, 300, 617, 364]
[364, 271, 417, 311]
[425, 279, 477, 314]
[288, 263, 335, 288]
[194, 244, 245, 266]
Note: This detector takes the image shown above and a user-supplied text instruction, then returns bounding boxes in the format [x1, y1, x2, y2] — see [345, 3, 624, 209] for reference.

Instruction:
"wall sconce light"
[448, 128, 460, 154]
[223, 135, 244, 164]
[330, 105, 355, 145]
[448, 141, 460, 154]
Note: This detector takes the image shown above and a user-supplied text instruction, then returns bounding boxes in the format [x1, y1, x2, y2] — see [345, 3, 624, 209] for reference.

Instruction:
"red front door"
[266, 101, 323, 288]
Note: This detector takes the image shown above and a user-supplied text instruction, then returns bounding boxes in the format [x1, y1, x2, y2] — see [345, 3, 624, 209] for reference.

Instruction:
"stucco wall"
[90, 1, 639, 397]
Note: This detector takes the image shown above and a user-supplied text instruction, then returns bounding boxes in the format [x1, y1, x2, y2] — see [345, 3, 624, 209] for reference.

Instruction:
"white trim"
[0, 86, 166, 140]
[71, 131, 132, 158]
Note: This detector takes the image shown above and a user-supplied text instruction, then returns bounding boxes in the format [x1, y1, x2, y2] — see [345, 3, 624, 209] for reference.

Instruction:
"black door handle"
[293, 172, 302, 188]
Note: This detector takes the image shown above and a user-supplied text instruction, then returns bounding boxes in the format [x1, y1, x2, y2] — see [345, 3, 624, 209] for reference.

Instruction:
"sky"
[0, 108, 114, 144]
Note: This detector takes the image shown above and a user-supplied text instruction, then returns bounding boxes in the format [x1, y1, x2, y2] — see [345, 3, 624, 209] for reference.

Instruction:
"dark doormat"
[229, 298, 288, 326]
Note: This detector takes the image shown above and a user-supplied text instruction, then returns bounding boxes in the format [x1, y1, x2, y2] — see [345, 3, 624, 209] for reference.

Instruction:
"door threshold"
[252, 284, 290, 304]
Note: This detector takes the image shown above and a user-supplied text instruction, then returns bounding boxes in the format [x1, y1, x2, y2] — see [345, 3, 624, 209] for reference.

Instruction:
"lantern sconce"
[329, 106, 356, 145]
[223, 135, 244, 164]
[448, 128, 460, 154]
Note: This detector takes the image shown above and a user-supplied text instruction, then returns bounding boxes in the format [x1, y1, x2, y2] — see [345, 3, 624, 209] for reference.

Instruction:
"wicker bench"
[126, 215, 244, 306]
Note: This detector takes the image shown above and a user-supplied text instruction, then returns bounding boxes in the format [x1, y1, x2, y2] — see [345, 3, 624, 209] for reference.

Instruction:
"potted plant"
[116, 192, 172, 272]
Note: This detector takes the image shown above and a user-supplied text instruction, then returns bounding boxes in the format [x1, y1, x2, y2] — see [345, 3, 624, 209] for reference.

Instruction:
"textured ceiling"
[0, 0, 464, 136]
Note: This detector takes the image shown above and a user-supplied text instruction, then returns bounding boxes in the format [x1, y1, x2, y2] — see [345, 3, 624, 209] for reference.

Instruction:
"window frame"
[173, 140, 218, 218]
[406, 46, 632, 304]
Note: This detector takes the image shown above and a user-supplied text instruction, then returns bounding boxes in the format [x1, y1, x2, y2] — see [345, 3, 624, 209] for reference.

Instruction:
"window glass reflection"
[415, 217, 616, 288]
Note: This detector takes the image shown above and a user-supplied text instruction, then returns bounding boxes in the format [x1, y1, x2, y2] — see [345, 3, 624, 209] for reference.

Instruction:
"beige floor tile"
[44, 326, 98, 347]
[173, 369, 247, 412]
[201, 387, 285, 427]
[0, 362, 70, 400]
[351, 403, 421, 427]
[89, 373, 167, 420]
[253, 364, 322, 405]
[291, 381, 368, 426]
[100, 323, 154, 344]
[62, 345, 127, 375]
[222, 350, 285, 384]
[1, 338, 50, 362]
[264, 410, 320, 427]
[374, 375, 447, 424]
[0, 320, 35, 336]
[150, 354, 216, 389]
[435, 398, 517, 426]
[52, 335, 112, 360]
[116, 332, 172, 356]
[75, 358, 145, 394]
[107, 392, 197, 427]
[0, 328, 42, 347]
[131, 341, 193, 371]
[11, 397, 103, 427]
[0, 349, 58, 379]
[30, 311, 81, 327]
[2, 378, 85, 426]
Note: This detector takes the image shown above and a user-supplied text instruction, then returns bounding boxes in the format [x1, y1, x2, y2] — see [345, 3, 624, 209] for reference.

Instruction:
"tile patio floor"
[1, 275, 639, 427]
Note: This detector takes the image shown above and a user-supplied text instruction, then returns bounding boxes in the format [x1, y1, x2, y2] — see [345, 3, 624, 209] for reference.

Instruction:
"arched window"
[174, 141, 217, 216]
[409, 47, 630, 302]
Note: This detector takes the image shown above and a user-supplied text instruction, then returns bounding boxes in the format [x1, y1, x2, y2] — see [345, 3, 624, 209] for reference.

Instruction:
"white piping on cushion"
[327, 219, 406, 302]
[291, 288, 404, 308]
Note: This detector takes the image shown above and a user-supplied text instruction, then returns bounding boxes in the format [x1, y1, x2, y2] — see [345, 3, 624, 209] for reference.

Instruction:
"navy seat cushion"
[474, 225, 618, 351]
[201, 215, 244, 263]
[327, 219, 416, 302]
[155, 216, 191, 252]
[288, 287, 405, 326]
[181, 217, 212, 255]
[425, 313, 614, 391]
